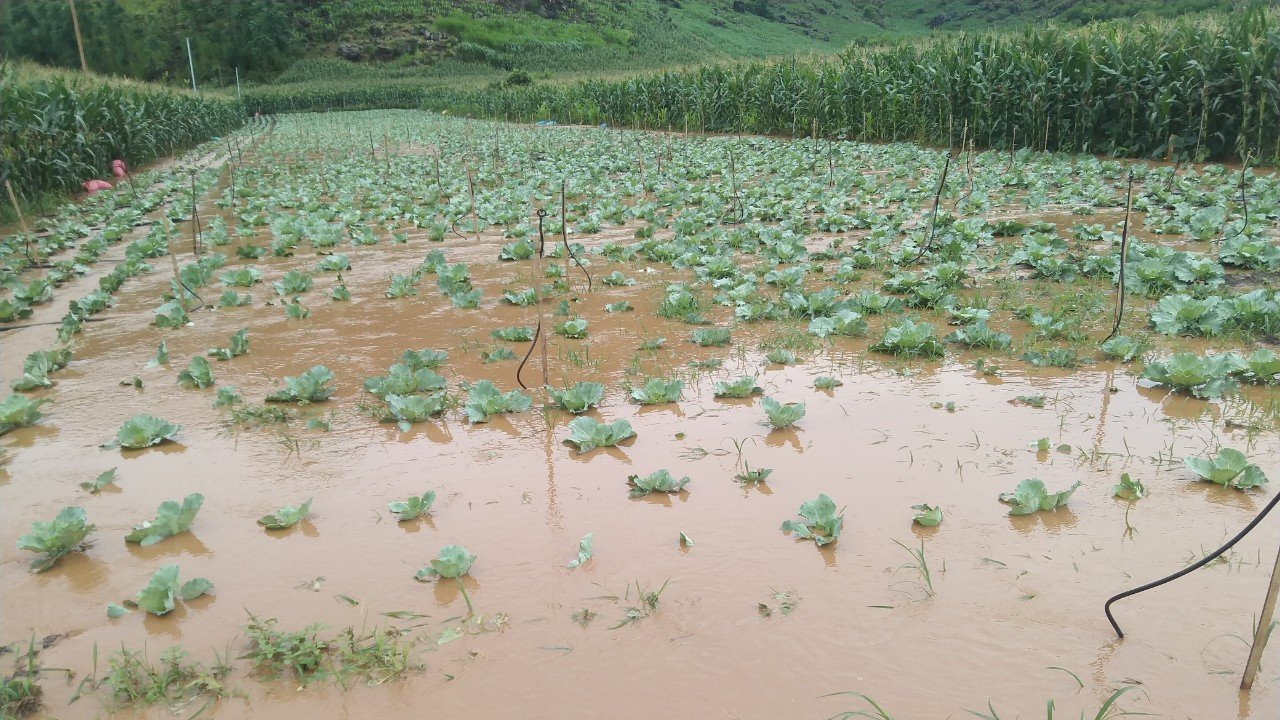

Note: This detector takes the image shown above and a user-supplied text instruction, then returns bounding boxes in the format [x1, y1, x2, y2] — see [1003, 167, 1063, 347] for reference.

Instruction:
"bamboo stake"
[534, 209, 549, 387]
[561, 180, 570, 282]
[465, 165, 478, 244]
[1102, 174, 1135, 344]
[189, 171, 202, 256]
[5, 180, 34, 264]
[164, 216, 189, 315]
[1241, 542, 1280, 690]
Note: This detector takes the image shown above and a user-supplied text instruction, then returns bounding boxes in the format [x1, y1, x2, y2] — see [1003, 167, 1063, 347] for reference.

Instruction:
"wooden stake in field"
[1241, 541, 1280, 690]
[561, 180, 571, 283]
[189, 171, 203, 257]
[465, 165, 479, 244]
[164, 216, 189, 315]
[68, 0, 88, 72]
[913, 152, 952, 263]
[534, 209, 549, 387]
[637, 145, 646, 196]
[4, 179, 35, 265]
[1102, 173, 1135, 344]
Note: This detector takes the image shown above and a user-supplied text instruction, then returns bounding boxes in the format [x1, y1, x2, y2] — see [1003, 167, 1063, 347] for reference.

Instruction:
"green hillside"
[0, 0, 1252, 88]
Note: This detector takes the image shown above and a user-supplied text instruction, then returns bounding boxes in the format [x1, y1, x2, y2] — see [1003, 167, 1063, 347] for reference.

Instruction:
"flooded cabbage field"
[3, 110, 1280, 719]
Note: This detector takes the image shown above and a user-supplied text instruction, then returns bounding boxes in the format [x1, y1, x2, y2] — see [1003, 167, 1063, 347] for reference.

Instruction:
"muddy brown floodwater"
[3, 150, 1280, 720]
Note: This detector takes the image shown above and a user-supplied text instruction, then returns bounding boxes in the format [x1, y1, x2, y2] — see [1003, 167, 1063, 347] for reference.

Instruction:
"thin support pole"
[1102, 173, 1135, 344]
[4, 180, 34, 264]
[235, 67, 241, 102]
[68, 0, 88, 72]
[186, 37, 197, 93]
[164, 217, 188, 315]
[1242, 543, 1280, 690]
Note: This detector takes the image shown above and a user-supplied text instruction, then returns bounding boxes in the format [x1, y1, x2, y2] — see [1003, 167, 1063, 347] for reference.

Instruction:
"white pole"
[186, 37, 197, 93]
[234, 66, 241, 102]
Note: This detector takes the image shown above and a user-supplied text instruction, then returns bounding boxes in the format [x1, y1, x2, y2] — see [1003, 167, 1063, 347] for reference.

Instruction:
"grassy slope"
[259, 0, 1251, 87]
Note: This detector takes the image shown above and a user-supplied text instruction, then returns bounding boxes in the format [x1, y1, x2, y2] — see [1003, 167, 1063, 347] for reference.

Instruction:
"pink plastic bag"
[111, 159, 127, 178]
[82, 179, 112, 194]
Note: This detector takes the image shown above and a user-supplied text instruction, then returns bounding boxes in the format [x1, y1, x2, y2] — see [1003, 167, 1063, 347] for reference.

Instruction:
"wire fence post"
[235, 67, 242, 102]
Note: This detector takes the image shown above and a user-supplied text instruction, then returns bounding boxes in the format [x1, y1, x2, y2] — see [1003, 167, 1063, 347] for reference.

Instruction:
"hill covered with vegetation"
[0, 0, 1252, 88]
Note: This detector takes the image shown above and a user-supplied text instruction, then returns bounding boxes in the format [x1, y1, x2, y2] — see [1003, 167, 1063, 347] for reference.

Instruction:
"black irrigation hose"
[516, 208, 549, 391]
[1105, 490, 1280, 638]
[912, 152, 952, 264]
[178, 277, 206, 314]
[1102, 173, 1136, 344]
[566, 242, 592, 292]
[561, 181, 592, 292]
[0, 317, 110, 332]
[1219, 157, 1251, 256]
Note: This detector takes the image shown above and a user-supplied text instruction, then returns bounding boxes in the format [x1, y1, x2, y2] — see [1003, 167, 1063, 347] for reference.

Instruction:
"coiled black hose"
[1105, 490, 1280, 637]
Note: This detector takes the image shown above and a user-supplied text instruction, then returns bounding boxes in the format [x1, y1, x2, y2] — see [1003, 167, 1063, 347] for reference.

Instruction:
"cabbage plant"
[415, 545, 477, 615]
[126, 494, 203, 546]
[870, 319, 945, 358]
[258, 498, 313, 529]
[383, 393, 448, 430]
[363, 365, 445, 400]
[176, 356, 215, 389]
[548, 382, 606, 413]
[1141, 352, 1241, 399]
[18, 506, 94, 572]
[627, 470, 691, 498]
[911, 504, 943, 527]
[565, 417, 635, 453]
[998, 478, 1080, 515]
[11, 349, 71, 391]
[463, 381, 531, 423]
[206, 328, 249, 361]
[111, 565, 211, 617]
[630, 378, 683, 405]
[266, 366, 335, 404]
[781, 494, 843, 545]
[762, 397, 805, 429]
[491, 326, 534, 342]
[554, 318, 589, 338]
[691, 328, 731, 346]
[1149, 294, 1231, 336]
[105, 414, 181, 449]
[714, 377, 762, 398]
[0, 394, 49, 435]
[388, 491, 435, 521]
[1184, 448, 1268, 490]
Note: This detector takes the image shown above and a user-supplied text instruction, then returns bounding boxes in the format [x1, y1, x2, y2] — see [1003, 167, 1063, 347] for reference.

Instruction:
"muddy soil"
[2, 113, 1279, 720]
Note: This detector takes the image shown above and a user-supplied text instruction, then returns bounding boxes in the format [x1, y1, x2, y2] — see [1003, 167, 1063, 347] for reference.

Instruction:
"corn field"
[242, 79, 437, 115]
[0, 63, 244, 203]
[406, 7, 1280, 163]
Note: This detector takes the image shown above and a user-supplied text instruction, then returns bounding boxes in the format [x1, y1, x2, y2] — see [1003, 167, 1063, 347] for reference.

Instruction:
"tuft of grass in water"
[1, 640, 43, 718]
[826, 686, 1144, 719]
[224, 404, 292, 428]
[892, 539, 935, 597]
[241, 614, 329, 684]
[103, 645, 231, 710]
[329, 624, 418, 688]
